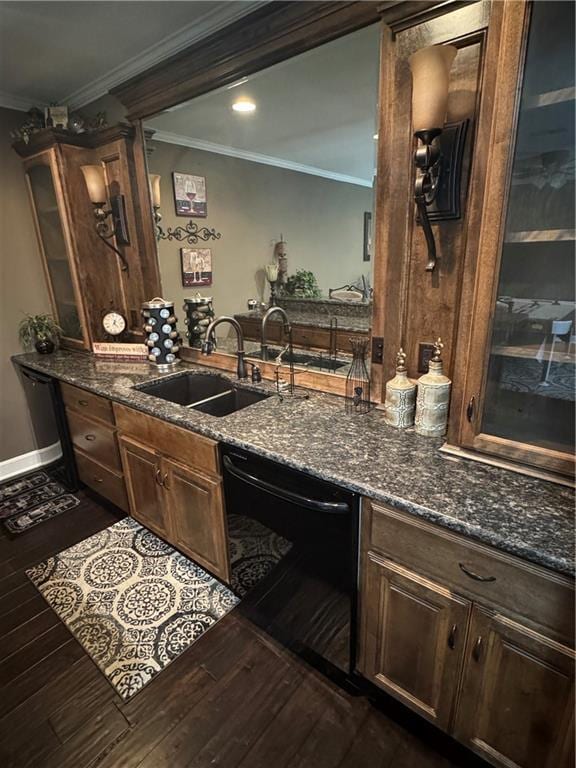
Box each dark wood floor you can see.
[0,490,482,768]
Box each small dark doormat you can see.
[0,469,80,533]
[27,517,239,700]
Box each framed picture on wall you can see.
[181,248,213,287]
[173,172,207,217]
[363,211,372,262]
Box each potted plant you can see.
[18,313,62,354]
[283,269,322,299]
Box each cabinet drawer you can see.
[365,500,574,644]
[75,449,128,512]
[113,403,220,477]
[67,409,121,473]
[291,325,331,350]
[61,382,114,425]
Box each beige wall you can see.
[149,141,373,332]
[0,107,52,463]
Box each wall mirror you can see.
[144,23,380,379]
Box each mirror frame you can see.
[113,0,464,399]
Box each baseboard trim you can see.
[0,442,63,482]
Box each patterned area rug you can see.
[27,517,239,700]
[0,470,80,533]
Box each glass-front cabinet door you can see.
[25,152,87,347]
[455,0,575,479]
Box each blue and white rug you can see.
[26,517,239,700]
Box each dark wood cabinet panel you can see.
[163,458,230,582]
[360,551,470,730]
[67,410,121,473]
[454,607,575,768]
[118,435,167,539]
[74,449,128,513]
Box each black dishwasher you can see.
[15,364,78,490]
[221,445,359,683]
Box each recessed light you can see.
[232,99,256,114]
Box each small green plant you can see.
[18,313,62,351]
[283,269,322,299]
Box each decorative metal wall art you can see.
[156,220,222,245]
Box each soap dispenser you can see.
[414,338,451,437]
[384,348,416,428]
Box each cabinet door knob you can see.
[448,624,457,650]
[85,434,96,442]
[466,396,476,422]
[458,562,496,582]
[473,636,483,662]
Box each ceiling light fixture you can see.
[232,98,256,114]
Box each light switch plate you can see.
[418,342,435,373]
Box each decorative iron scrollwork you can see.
[156,219,222,245]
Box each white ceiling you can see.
[0,1,263,111]
[147,23,381,185]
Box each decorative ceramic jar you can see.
[414,338,451,437]
[384,348,416,428]
[142,297,181,370]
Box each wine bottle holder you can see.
[184,295,215,348]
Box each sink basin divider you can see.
[184,389,234,409]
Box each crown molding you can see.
[64,1,266,110]
[151,130,373,188]
[0,90,48,113]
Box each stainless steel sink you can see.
[136,373,270,416]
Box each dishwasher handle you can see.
[223,455,350,515]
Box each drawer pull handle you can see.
[473,636,483,662]
[85,434,97,442]
[154,467,163,487]
[448,624,457,650]
[94,477,103,484]
[458,562,496,582]
[78,399,89,406]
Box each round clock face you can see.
[102,311,127,336]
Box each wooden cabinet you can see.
[115,404,229,581]
[359,499,575,768]
[446,0,575,479]
[119,435,167,538]
[454,607,574,768]
[14,125,161,348]
[362,552,469,730]
[162,458,229,580]
[63,383,128,512]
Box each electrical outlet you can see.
[418,342,435,373]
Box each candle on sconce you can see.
[265,263,279,283]
[149,174,162,208]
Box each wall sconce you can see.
[80,165,130,271]
[148,174,165,239]
[149,173,222,246]
[409,44,468,272]
[265,263,279,306]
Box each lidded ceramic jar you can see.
[414,338,451,437]
[384,348,416,428]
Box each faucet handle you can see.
[248,362,262,383]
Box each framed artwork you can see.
[363,211,372,262]
[173,172,207,217]
[181,248,213,287]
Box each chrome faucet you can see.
[202,316,247,380]
[261,306,291,361]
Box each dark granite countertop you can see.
[13,351,575,577]
[234,311,371,334]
